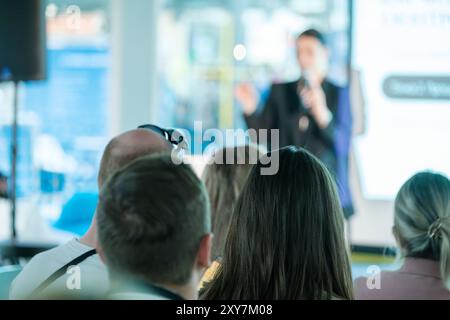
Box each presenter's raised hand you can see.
[235,82,259,116]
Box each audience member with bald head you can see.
[81,129,173,248]
[10,128,173,300]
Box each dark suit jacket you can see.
[244,79,354,218]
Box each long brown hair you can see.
[201,146,353,300]
[202,145,264,260]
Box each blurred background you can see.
[0,0,449,278]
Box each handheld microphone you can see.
[299,70,313,106]
[303,70,312,89]
[298,70,313,131]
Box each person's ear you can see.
[319,47,330,68]
[196,233,213,270]
[324,47,330,59]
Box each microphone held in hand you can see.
[303,70,312,89]
[299,70,313,110]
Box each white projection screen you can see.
[352,0,450,200]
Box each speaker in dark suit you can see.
[236,29,354,219]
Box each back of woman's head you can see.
[394,171,450,288]
[202,144,265,260]
[201,146,353,300]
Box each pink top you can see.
[354,258,450,300]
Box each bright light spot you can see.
[233,44,247,61]
[46,3,58,18]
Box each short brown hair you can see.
[97,154,211,285]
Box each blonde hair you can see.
[202,144,265,260]
[394,171,450,289]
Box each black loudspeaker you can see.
[0,0,46,81]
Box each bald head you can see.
[98,129,172,187]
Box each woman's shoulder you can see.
[353,269,398,299]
